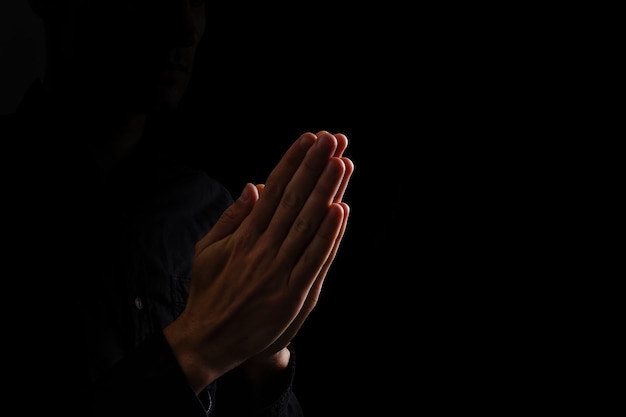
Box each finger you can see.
[276,157,346,269]
[272,203,350,346]
[332,134,350,202]
[325,133,352,202]
[316,131,348,158]
[252,202,350,355]
[334,157,355,203]
[295,202,349,311]
[333,133,348,158]
[284,203,350,342]
[195,182,259,251]
[261,133,339,246]
[311,202,351,291]
[246,132,318,234]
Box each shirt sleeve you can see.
[87,332,304,417]
[88,330,209,416]
[210,343,305,417]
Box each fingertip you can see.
[314,132,347,156]
[299,132,317,149]
[239,182,257,203]
[335,133,348,148]
[329,201,348,218]
[333,201,350,216]
[341,157,354,175]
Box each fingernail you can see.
[301,134,316,149]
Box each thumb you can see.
[195,183,258,251]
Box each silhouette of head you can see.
[30,0,206,113]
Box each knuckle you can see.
[280,190,302,210]
[292,216,313,236]
[219,205,239,223]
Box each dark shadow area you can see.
[1,2,416,416]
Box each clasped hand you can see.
[164,131,354,393]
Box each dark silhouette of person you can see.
[0,1,354,415]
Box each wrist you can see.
[163,318,224,394]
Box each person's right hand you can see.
[163,131,354,393]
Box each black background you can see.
[0,1,491,417]
[3,2,595,414]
